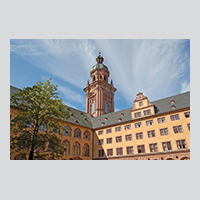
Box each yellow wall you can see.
[93,108,190,158]
[10,107,93,160]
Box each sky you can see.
[10,39,190,112]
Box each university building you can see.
[10,54,190,160]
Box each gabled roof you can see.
[10,85,190,130]
[92,91,190,129]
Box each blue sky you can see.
[10,39,190,112]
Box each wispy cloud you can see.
[57,85,84,103]
[10,39,190,108]
[180,81,190,93]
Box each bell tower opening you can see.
[83,53,117,117]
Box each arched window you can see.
[83,130,90,141]
[91,102,95,114]
[74,128,81,139]
[104,76,106,81]
[82,143,90,157]
[105,102,109,114]
[62,140,70,155]
[93,76,95,82]
[72,142,80,156]
[63,125,71,136]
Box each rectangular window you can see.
[98,139,104,145]
[170,114,180,121]
[187,124,190,131]
[98,150,104,157]
[149,143,158,152]
[135,122,142,128]
[157,117,166,124]
[134,112,141,118]
[106,138,112,144]
[107,149,113,156]
[173,125,183,134]
[125,134,132,141]
[184,112,190,118]
[115,126,121,132]
[144,109,151,116]
[176,140,187,149]
[106,128,112,134]
[162,142,172,151]
[137,145,145,153]
[160,128,169,136]
[116,147,123,155]
[98,130,103,135]
[147,130,156,138]
[139,101,143,106]
[126,146,134,155]
[124,124,131,130]
[116,136,122,143]
[136,132,143,140]
[146,120,154,126]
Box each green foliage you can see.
[10,78,71,160]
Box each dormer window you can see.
[104,117,108,121]
[118,118,122,122]
[101,122,105,126]
[120,113,124,117]
[171,105,175,109]
[171,100,175,104]
[139,101,143,107]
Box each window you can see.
[62,140,70,155]
[107,138,112,144]
[98,139,104,145]
[98,149,104,157]
[104,117,108,121]
[101,122,105,126]
[147,130,156,138]
[105,102,109,114]
[173,125,183,134]
[137,145,145,153]
[83,131,90,141]
[121,113,124,117]
[135,122,142,128]
[134,112,141,118]
[72,142,80,156]
[171,105,175,109]
[116,136,122,143]
[139,101,143,106]
[118,118,122,122]
[136,132,143,140]
[82,143,90,157]
[63,125,71,136]
[146,120,154,126]
[91,102,95,114]
[51,127,60,134]
[116,147,123,155]
[149,143,158,152]
[176,140,187,149]
[39,122,47,131]
[184,112,190,118]
[171,100,175,104]
[107,149,113,156]
[106,128,112,134]
[157,117,166,124]
[144,109,151,116]
[124,124,131,130]
[93,76,95,82]
[160,128,169,136]
[170,114,180,121]
[187,124,190,131]
[162,141,172,151]
[126,146,134,155]
[125,134,132,141]
[104,76,106,81]
[98,130,103,135]
[115,126,121,132]
[74,128,81,139]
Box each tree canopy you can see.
[10,78,71,160]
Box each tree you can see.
[10,78,71,160]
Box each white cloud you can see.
[57,85,84,103]
[180,81,190,93]
[10,39,190,107]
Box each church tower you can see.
[84,52,117,117]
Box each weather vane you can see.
[99,49,101,55]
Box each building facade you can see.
[10,54,190,160]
